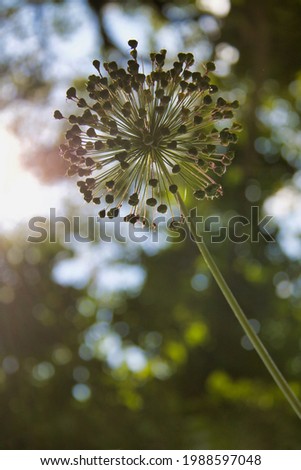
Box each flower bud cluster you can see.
[55,40,240,226]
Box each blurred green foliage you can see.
[1,0,301,450]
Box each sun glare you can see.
[0,126,62,230]
[0,127,20,188]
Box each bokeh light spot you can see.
[2,356,19,374]
[72,383,91,402]
[32,362,55,382]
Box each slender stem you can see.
[176,192,301,419]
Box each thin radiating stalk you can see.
[176,192,301,419]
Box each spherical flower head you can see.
[55,40,241,226]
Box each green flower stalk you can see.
[55,40,301,419]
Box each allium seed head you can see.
[56,40,240,224]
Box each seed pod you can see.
[57,42,239,224]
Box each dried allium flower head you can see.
[55,40,240,226]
